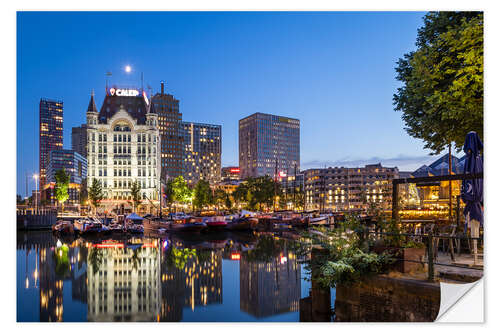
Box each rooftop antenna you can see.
[105,71,112,93]
[141,72,144,92]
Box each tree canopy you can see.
[193,179,213,210]
[88,178,105,211]
[168,176,193,206]
[130,180,142,212]
[55,168,70,211]
[234,176,279,211]
[393,11,483,154]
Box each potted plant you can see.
[370,219,426,273]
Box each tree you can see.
[16,194,23,205]
[234,176,278,211]
[88,178,105,213]
[55,168,70,213]
[394,12,483,154]
[130,180,142,212]
[164,179,175,211]
[193,180,213,210]
[79,178,88,206]
[170,176,193,209]
[394,11,483,221]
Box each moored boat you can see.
[170,219,207,233]
[225,217,258,231]
[143,217,172,231]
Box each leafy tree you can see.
[55,168,70,213]
[233,176,279,211]
[170,176,193,209]
[88,178,105,213]
[16,194,23,204]
[213,188,228,210]
[164,179,175,211]
[79,178,88,205]
[193,179,213,210]
[130,179,142,212]
[394,12,483,155]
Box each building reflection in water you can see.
[159,241,223,321]
[239,236,301,318]
[86,240,161,322]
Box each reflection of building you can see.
[72,124,88,158]
[304,163,398,211]
[181,122,221,185]
[159,247,223,321]
[39,98,64,187]
[42,149,88,205]
[239,112,300,179]
[39,246,64,321]
[152,81,183,181]
[240,251,300,318]
[86,244,161,322]
[86,88,160,212]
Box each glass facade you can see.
[39,98,63,187]
[181,122,221,185]
[151,82,183,181]
[239,113,300,179]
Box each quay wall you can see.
[17,209,57,230]
[335,275,440,322]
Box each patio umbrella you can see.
[460,131,483,230]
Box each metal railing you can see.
[362,229,483,282]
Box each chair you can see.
[433,224,456,261]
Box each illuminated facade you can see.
[181,122,221,185]
[239,112,300,179]
[39,98,63,187]
[86,88,160,212]
[304,163,399,211]
[239,250,301,318]
[151,81,183,181]
[221,166,240,181]
[86,243,161,322]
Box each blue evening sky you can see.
[17,11,439,196]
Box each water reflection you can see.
[17,231,309,322]
[239,236,301,318]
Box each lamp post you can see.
[33,173,39,211]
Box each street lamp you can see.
[33,173,39,211]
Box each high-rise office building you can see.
[46,149,87,184]
[181,121,221,185]
[239,112,300,180]
[39,98,63,187]
[71,124,88,158]
[151,81,183,182]
[86,88,160,212]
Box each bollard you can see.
[427,233,434,282]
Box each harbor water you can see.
[17,230,335,322]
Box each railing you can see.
[362,229,483,282]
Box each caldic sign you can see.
[109,88,139,97]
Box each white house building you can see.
[86,88,160,213]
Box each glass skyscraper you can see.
[39,98,63,187]
[151,81,183,182]
[239,112,300,179]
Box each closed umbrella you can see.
[460,131,483,264]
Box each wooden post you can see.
[427,233,434,282]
